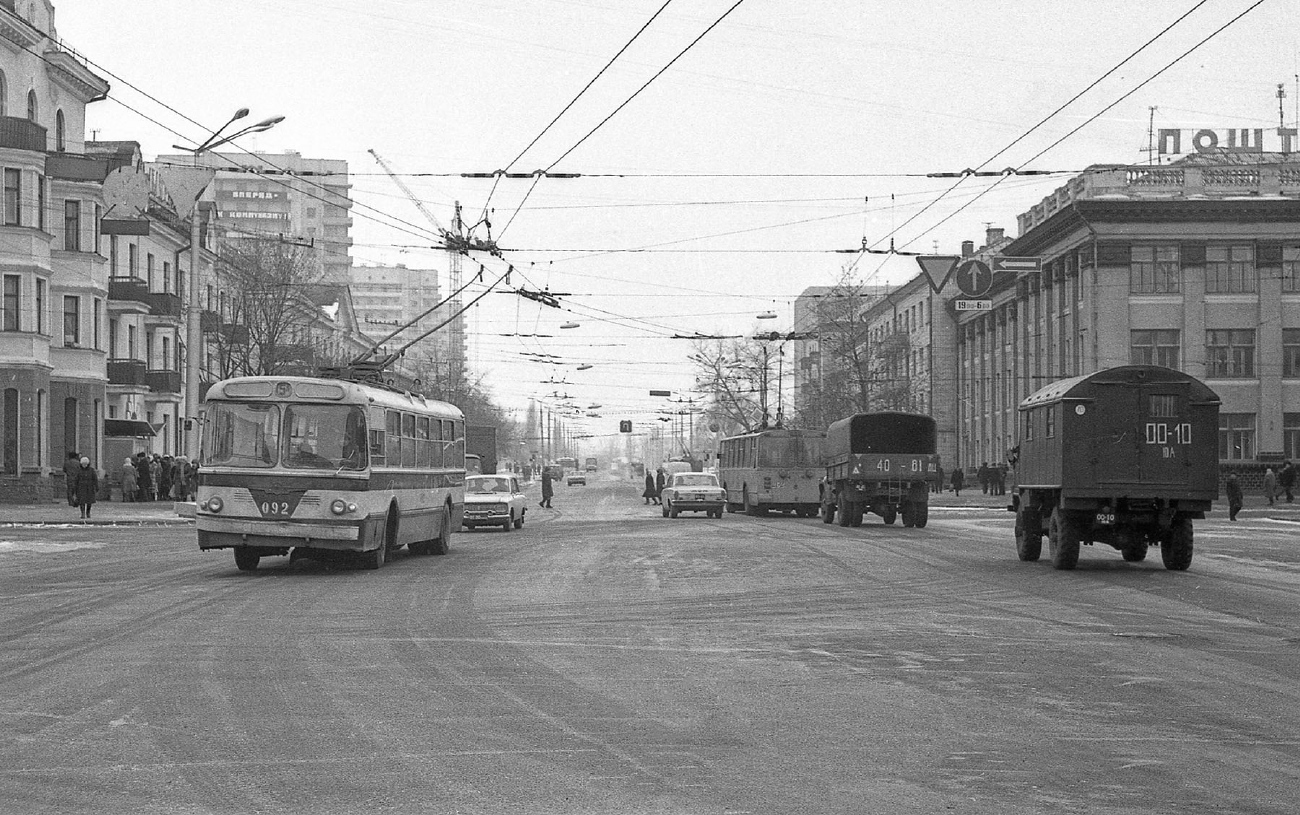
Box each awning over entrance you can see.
[104,419,157,438]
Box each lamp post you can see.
[176,110,283,460]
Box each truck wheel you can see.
[1049,507,1080,570]
[1015,507,1042,561]
[883,505,897,525]
[901,503,915,528]
[821,500,836,524]
[913,502,929,528]
[1161,518,1194,570]
[836,494,852,527]
[849,503,864,527]
[1119,530,1148,562]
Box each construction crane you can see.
[368,149,491,392]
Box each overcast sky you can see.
[56,0,1298,441]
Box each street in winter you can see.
[3,479,1298,814]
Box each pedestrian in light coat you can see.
[1263,467,1277,506]
[73,457,98,519]
[121,458,137,503]
[1225,473,1244,521]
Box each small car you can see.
[567,472,587,486]
[463,474,527,532]
[660,472,726,518]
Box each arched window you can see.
[26,90,37,122]
[55,110,65,152]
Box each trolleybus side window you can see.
[1023,410,1033,441]
[368,407,385,465]
[284,404,368,470]
[450,420,466,464]
[386,410,401,464]
[402,413,416,468]
[1046,405,1056,438]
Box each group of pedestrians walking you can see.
[62,450,199,519]
[642,469,666,505]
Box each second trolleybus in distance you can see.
[196,375,466,571]
[717,428,826,516]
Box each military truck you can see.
[820,412,941,528]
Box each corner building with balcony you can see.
[0,0,111,499]
[954,153,1300,480]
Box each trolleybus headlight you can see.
[330,499,357,515]
[204,496,223,513]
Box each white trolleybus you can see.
[196,375,465,571]
[718,427,826,517]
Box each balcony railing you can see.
[0,116,46,152]
[146,369,182,394]
[107,359,147,387]
[108,276,149,305]
[144,291,182,318]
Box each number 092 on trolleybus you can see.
[196,376,466,571]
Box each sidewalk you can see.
[1,500,195,527]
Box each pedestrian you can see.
[121,457,137,503]
[1263,467,1277,506]
[935,465,944,494]
[63,451,80,506]
[539,466,554,508]
[951,467,964,496]
[158,455,173,503]
[72,456,98,519]
[977,462,990,494]
[1280,461,1296,504]
[185,458,199,502]
[996,463,1007,496]
[135,452,153,501]
[1225,472,1244,521]
[149,455,162,502]
[655,468,666,505]
[642,471,656,504]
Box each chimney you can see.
[986,226,1005,246]
[961,240,975,258]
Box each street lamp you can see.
[179,109,284,460]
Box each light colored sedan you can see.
[660,472,727,519]
[463,474,526,532]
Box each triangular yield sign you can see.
[915,255,960,293]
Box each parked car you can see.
[463,474,527,532]
[660,472,727,518]
[567,471,587,486]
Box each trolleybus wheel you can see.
[1015,507,1042,561]
[1161,518,1194,571]
[1049,507,1080,570]
[744,488,762,517]
[430,504,452,555]
[234,548,260,572]
[362,511,396,570]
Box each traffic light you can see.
[619,420,632,433]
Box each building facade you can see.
[0,0,111,499]
[954,154,1300,477]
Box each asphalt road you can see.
[2,475,1298,814]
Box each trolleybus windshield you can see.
[207,401,368,471]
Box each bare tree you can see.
[689,338,772,435]
[210,240,327,378]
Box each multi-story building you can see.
[155,150,354,285]
[954,153,1300,478]
[0,0,111,499]
[349,262,445,361]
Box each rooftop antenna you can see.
[1145,106,1158,165]
[1279,83,1288,130]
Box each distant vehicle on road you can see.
[820,413,940,528]
[1010,365,1220,571]
[719,428,824,517]
[567,471,587,486]
[556,456,578,476]
[462,474,527,532]
[660,472,727,518]
[585,456,598,472]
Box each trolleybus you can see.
[196,375,465,571]
[718,428,826,516]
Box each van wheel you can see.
[1049,507,1080,570]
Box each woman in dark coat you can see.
[950,468,965,496]
[539,467,554,508]
[655,469,666,505]
[73,456,98,519]
[642,471,656,504]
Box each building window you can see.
[1130,329,1180,368]
[127,324,137,359]
[94,203,101,253]
[147,253,155,289]
[1206,329,1255,378]
[63,200,80,251]
[55,109,65,152]
[63,295,80,346]
[93,298,102,349]
[3,168,19,226]
[110,235,118,274]
[1286,413,1300,460]
[2,274,18,331]
[1205,245,1255,293]
[36,174,44,231]
[1285,247,1300,293]
[64,397,77,455]
[163,261,171,293]
[1218,413,1255,460]
[26,89,36,122]
[1045,405,1056,438]
[35,389,44,468]
[35,278,44,334]
[3,388,17,475]
[0,71,6,116]
[128,242,137,276]
[1130,245,1180,293]
[1284,329,1300,379]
